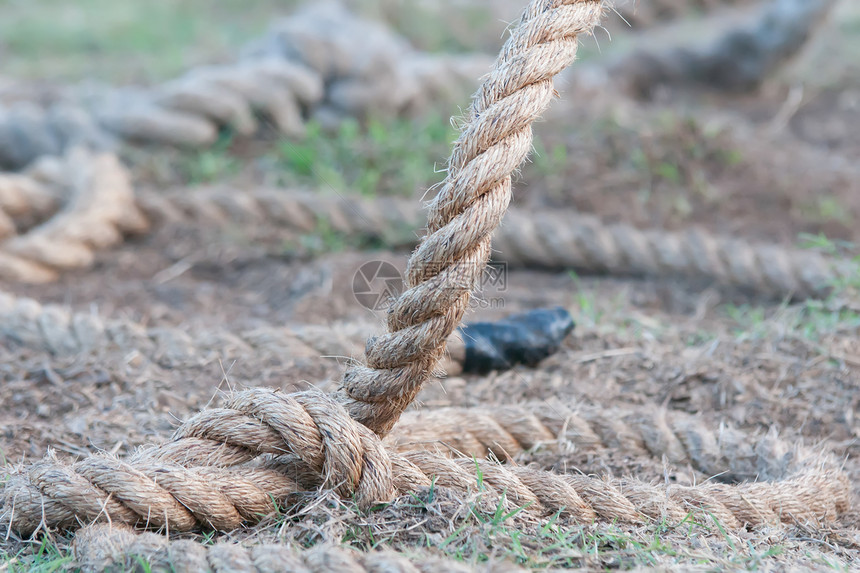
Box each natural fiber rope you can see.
[139,187,847,298]
[616,0,837,96]
[1,0,852,548]
[2,388,851,535]
[387,402,798,482]
[0,4,489,167]
[73,524,520,573]
[0,173,59,239]
[330,0,606,436]
[0,0,609,535]
[0,149,148,283]
[96,59,322,146]
[135,187,424,240]
[0,56,322,157]
[0,284,806,481]
[0,289,465,372]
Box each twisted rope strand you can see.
[335,0,605,436]
[385,402,798,482]
[73,524,505,573]
[2,387,850,535]
[0,149,148,283]
[138,188,847,299]
[0,290,467,374]
[5,450,300,535]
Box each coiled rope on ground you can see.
[0,149,148,283]
[0,289,466,373]
[73,524,523,573]
[1,0,613,534]
[0,3,489,168]
[2,387,850,536]
[139,187,848,298]
[0,168,848,298]
[0,1,853,566]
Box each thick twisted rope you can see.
[1,1,612,535]
[136,188,424,241]
[140,187,848,298]
[0,59,318,162]
[96,59,321,146]
[495,209,847,297]
[0,290,466,373]
[0,149,148,283]
[2,388,850,535]
[387,402,798,482]
[0,5,489,168]
[73,524,514,573]
[616,0,837,96]
[0,173,59,239]
[331,0,606,436]
[3,0,852,550]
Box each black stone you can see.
[459,306,575,375]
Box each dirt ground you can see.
[1,1,860,571]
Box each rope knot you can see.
[174,388,397,506]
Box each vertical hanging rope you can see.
[335,0,606,436]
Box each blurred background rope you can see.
[140,187,848,299]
